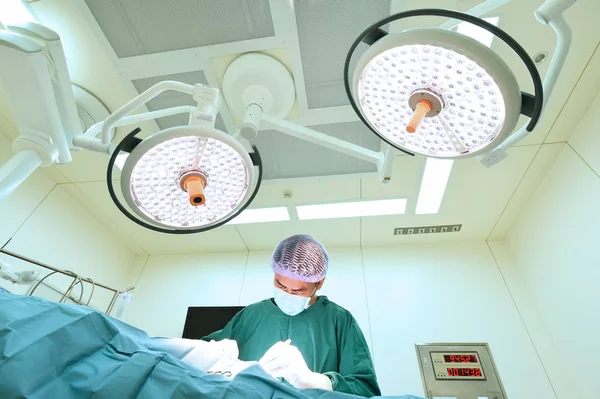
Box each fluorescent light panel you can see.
[0,0,37,26]
[297,199,407,220]
[416,158,454,215]
[456,17,500,48]
[227,207,290,225]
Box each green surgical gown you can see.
[202,296,381,397]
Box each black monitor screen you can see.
[182,306,245,339]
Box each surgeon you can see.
[202,234,381,397]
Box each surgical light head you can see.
[104,83,264,234]
[270,234,329,283]
[343,4,577,166]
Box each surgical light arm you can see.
[479,0,577,167]
[0,22,82,201]
[72,81,393,183]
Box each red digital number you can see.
[449,355,455,362]
[472,355,477,362]
[475,368,482,377]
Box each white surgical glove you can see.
[179,339,239,371]
[259,340,332,391]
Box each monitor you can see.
[181,306,245,339]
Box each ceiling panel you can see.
[255,121,380,179]
[548,44,600,144]
[73,181,248,255]
[251,176,361,207]
[567,90,600,176]
[0,82,18,131]
[85,0,275,58]
[295,0,391,108]
[235,176,363,250]
[236,218,361,252]
[360,145,540,246]
[488,143,565,240]
[361,154,423,202]
[132,71,227,132]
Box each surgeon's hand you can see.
[259,340,332,391]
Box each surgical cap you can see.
[270,234,329,283]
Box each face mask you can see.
[273,285,317,316]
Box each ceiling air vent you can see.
[394,224,462,235]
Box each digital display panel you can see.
[443,354,478,363]
[447,367,483,377]
[430,352,486,380]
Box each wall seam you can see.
[360,247,376,365]
[237,251,250,306]
[235,225,249,252]
[485,144,544,241]
[485,241,559,399]
[134,255,150,287]
[567,143,600,179]
[5,184,58,249]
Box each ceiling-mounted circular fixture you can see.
[107,126,263,234]
[72,84,110,132]
[344,9,543,159]
[222,52,296,119]
[222,52,296,140]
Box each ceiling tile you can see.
[488,143,565,240]
[55,147,111,183]
[295,0,391,108]
[86,0,275,57]
[41,166,71,184]
[545,43,600,144]
[361,154,423,200]
[255,121,380,179]
[360,145,540,246]
[0,80,18,133]
[235,176,362,250]
[566,90,600,176]
[249,176,361,207]
[236,218,361,252]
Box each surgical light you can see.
[103,83,264,234]
[344,4,574,165]
[116,127,256,230]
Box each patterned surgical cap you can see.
[270,234,328,283]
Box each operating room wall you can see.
[488,92,600,399]
[0,119,140,310]
[126,242,555,398]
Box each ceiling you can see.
[1,0,599,255]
